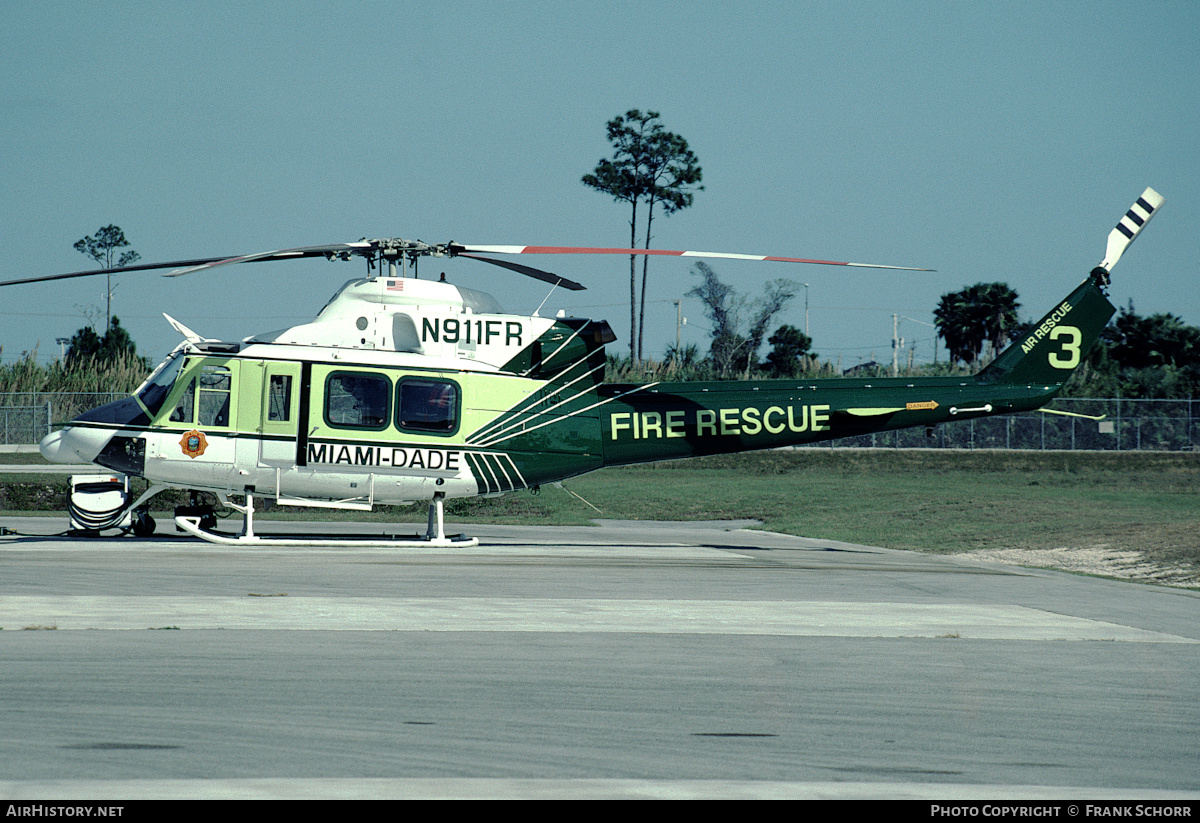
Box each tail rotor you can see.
[1098,187,1165,276]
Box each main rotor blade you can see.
[2,236,930,290]
[457,253,586,291]
[0,243,373,287]
[163,242,374,276]
[0,256,232,287]
[451,244,934,272]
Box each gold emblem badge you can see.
[180,429,208,458]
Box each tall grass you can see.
[0,351,151,397]
[603,353,970,383]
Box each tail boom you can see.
[599,376,1061,467]
[592,186,1159,469]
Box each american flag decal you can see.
[386,279,404,291]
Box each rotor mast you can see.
[362,239,456,281]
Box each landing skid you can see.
[173,491,479,548]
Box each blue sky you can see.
[3,1,1197,370]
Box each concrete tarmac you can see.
[0,516,1197,800]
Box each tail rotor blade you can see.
[1099,187,1164,273]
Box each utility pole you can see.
[105,280,119,333]
[802,283,810,336]
[891,314,903,377]
[674,300,683,353]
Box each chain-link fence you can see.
[2,393,1197,451]
[1,404,53,446]
[827,397,1198,451]
[0,393,124,445]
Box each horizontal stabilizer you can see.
[844,407,904,417]
[1099,187,1164,272]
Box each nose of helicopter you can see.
[40,395,153,473]
[39,425,112,465]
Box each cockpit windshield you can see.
[135,348,187,416]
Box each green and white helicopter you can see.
[11,188,1163,546]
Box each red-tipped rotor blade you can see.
[452,244,933,271]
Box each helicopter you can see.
[6,188,1163,547]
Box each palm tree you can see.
[934,282,1020,366]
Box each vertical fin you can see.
[977,274,1115,385]
[980,187,1164,386]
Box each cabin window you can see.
[325,372,390,430]
[267,374,292,422]
[396,378,459,433]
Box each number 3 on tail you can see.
[1048,325,1082,369]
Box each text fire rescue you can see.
[610,404,832,440]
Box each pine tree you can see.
[583,111,702,360]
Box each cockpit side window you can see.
[165,362,233,427]
[169,377,196,423]
[197,365,232,427]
